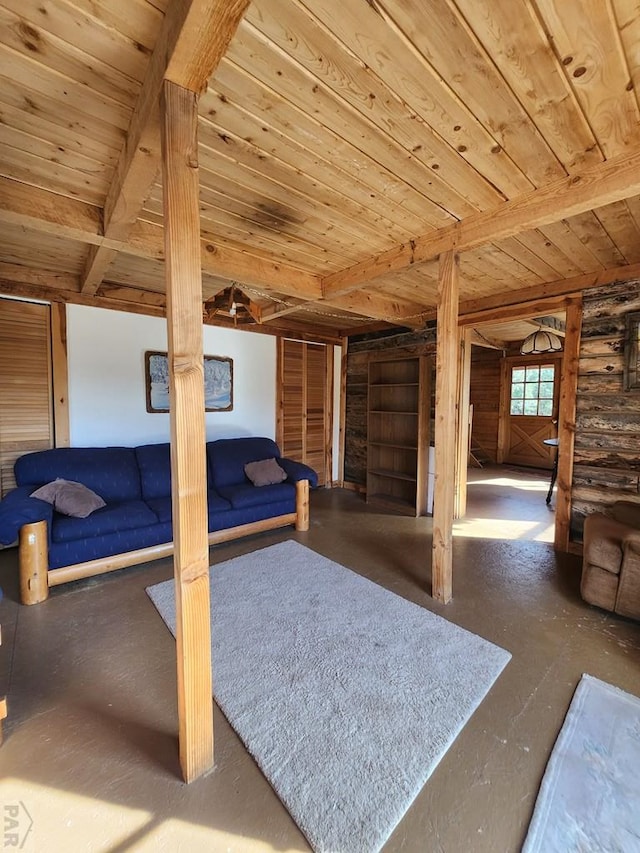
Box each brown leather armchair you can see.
[582,501,640,620]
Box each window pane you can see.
[524,382,539,399]
[524,399,538,415]
[511,382,524,400]
[526,367,540,382]
[538,399,553,416]
[512,368,525,383]
[540,366,555,381]
[539,382,554,398]
[511,400,524,415]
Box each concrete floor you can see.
[1,473,638,853]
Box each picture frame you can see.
[145,351,233,412]
[623,311,640,392]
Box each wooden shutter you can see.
[278,339,332,486]
[0,300,54,497]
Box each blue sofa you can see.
[0,437,317,604]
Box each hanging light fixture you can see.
[520,325,563,355]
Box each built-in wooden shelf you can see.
[368,468,418,482]
[366,354,431,517]
[369,411,419,417]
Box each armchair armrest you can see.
[0,486,53,546]
[611,501,640,529]
[278,457,318,489]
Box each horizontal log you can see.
[575,412,640,432]
[577,373,624,394]
[571,484,640,506]
[572,464,640,487]
[578,354,624,376]
[579,336,624,357]
[576,394,640,414]
[574,432,640,451]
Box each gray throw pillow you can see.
[31,478,106,518]
[244,458,287,487]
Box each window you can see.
[510,364,555,416]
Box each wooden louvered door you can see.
[0,299,55,497]
[277,339,332,486]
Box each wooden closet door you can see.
[278,339,332,486]
[0,299,54,497]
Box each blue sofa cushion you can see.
[52,500,159,544]
[136,443,171,500]
[15,448,142,503]
[217,482,295,510]
[48,522,173,570]
[147,491,232,525]
[207,437,281,488]
[0,486,53,546]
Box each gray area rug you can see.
[523,674,640,853]
[146,540,511,852]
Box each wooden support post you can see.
[432,252,460,603]
[554,297,582,552]
[161,79,213,783]
[19,521,49,605]
[337,338,348,487]
[295,480,310,531]
[324,344,334,488]
[51,303,70,447]
[454,327,471,519]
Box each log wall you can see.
[469,347,502,464]
[345,327,436,485]
[571,278,640,539]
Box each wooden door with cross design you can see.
[499,356,562,469]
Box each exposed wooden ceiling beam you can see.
[457,261,640,321]
[0,177,322,300]
[81,0,250,295]
[0,273,342,342]
[322,147,640,297]
[469,329,504,349]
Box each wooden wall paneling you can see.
[161,79,213,784]
[432,252,459,604]
[0,299,54,498]
[455,327,472,519]
[469,347,502,463]
[50,302,70,447]
[496,359,511,464]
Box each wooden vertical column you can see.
[554,297,582,552]
[161,79,213,783]
[337,338,348,488]
[51,302,70,447]
[432,252,460,603]
[454,327,471,519]
[324,344,334,487]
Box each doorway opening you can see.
[461,312,565,544]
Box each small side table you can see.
[543,438,559,505]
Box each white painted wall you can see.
[67,305,276,447]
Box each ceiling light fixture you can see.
[520,327,563,355]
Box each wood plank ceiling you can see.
[2,0,640,340]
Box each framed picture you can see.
[623,311,640,392]
[145,351,233,412]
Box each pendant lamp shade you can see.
[520,328,563,355]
